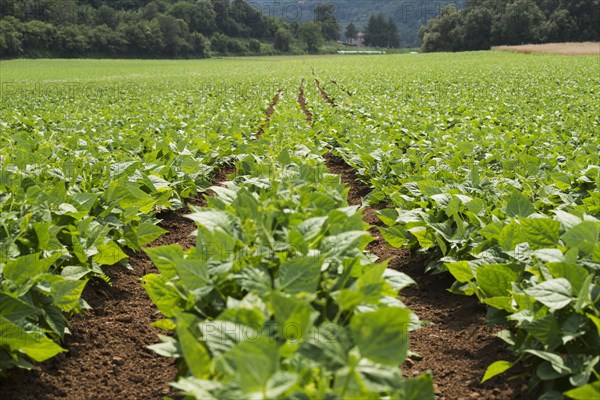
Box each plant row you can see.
[143,90,434,399]
[307,59,600,399]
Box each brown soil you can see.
[493,42,599,56]
[297,80,313,124]
[256,90,282,136]
[0,172,234,400]
[323,153,530,400]
[0,209,199,400]
[331,80,353,97]
[315,79,336,107]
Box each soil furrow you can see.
[256,90,282,137]
[315,79,335,107]
[0,215,196,400]
[0,162,242,400]
[323,153,528,400]
[331,80,353,97]
[297,80,313,124]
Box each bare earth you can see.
[493,42,600,55]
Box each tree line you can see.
[420,0,600,52]
[0,0,348,58]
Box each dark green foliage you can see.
[299,22,323,53]
[345,22,357,41]
[420,0,600,52]
[314,3,340,41]
[365,13,401,48]
[273,27,291,52]
[0,0,282,58]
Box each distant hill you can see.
[252,0,466,47]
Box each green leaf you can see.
[350,308,411,365]
[408,226,433,248]
[333,289,365,311]
[377,208,399,227]
[320,231,372,256]
[382,268,415,292]
[279,256,322,294]
[174,258,211,294]
[186,209,236,233]
[525,278,572,311]
[147,334,180,357]
[476,264,521,298]
[547,262,589,294]
[446,261,474,283]
[294,216,327,241]
[265,371,298,398]
[271,292,314,341]
[176,313,211,378]
[561,221,600,256]
[482,296,514,312]
[3,252,61,285]
[499,222,521,251]
[506,191,534,218]
[520,218,560,249]
[396,372,435,400]
[380,225,406,248]
[0,317,65,362]
[145,245,184,278]
[564,381,600,400]
[60,266,91,281]
[0,294,38,321]
[525,349,571,374]
[481,360,514,383]
[523,314,561,348]
[136,223,167,247]
[94,241,127,266]
[141,274,182,318]
[51,279,87,312]
[226,337,279,395]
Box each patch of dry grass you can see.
[492,42,599,56]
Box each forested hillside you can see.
[420,0,600,52]
[253,0,465,48]
[0,0,282,58]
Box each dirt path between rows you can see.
[297,80,313,124]
[0,210,197,400]
[323,143,529,400]
[315,79,335,107]
[0,90,280,399]
[256,90,282,137]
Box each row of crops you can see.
[0,54,599,399]
[0,62,277,371]
[306,55,600,399]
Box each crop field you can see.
[0,52,599,400]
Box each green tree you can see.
[56,25,90,56]
[0,17,23,57]
[386,17,401,48]
[462,7,492,50]
[90,24,126,55]
[345,22,357,41]
[247,38,261,53]
[314,3,339,41]
[500,0,546,44]
[365,14,386,47]
[157,14,191,56]
[542,8,578,42]
[20,20,57,54]
[419,5,462,52]
[299,22,323,53]
[118,19,164,55]
[169,0,216,35]
[274,27,291,52]
[190,32,210,57]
